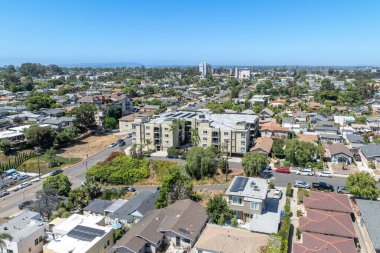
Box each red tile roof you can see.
[261,122,290,132]
[293,232,356,253]
[299,209,356,238]
[304,191,352,213]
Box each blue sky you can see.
[0,0,379,66]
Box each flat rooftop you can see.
[226,176,268,200]
[0,211,44,242]
[149,111,259,130]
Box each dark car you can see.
[354,154,361,162]
[275,167,291,174]
[337,186,350,194]
[124,186,136,192]
[9,180,17,186]
[167,154,179,159]
[312,182,334,191]
[50,170,63,176]
[179,155,186,160]
[118,140,126,147]
[18,200,33,210]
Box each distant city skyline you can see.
[1,0,380,66]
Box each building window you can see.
[231,196,242,205]
[203,144,207,148]
[107,240,110,246]
[164,128,169,131]
[146,126,150,130]
[203,130,208,134]
[203,137,207,141]
[146,133,150,136]
[224,132,229,136]
[34,238,38,245]
[183,238,191,244]
[241,133,246,138]
[250,202,260,210]
[39,236,42,243]
[241,141,246,145]
[240,147,246,153]
[165,134,169,137]
[7,250,14,253]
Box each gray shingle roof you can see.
[360,144,380,159]
[356,199,380,251]
[83,199,112,214]
[346,134,364,144]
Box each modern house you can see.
[0,211,46,253]
[44,214,114,253]
[225,176,268,222]
[110,199,208,253]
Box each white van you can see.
[296,168,314,176]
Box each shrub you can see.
[86,155,150,185]
[296,227,302,240]
[283,160,291,167]
[231,217,238,227]
[296,210,303,217]
[286,183,292,197]
[297,188,309,203]
[268,181,275,189]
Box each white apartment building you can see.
[0,211,46,253]
[235,68,251,79]
[199,61,211,78]
[129,110,259,154]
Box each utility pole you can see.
[35,147,42,179]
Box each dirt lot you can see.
[331,163,359,175]
[56,133,120,159]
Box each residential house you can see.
[105,191,158,226]
[110,199,208,253]
[250,137,273,156]
[360,144,380,166]
[39,117,75,130]
[260,122,290,139]
[303,191,353,213]
[225,176,268,222]
[345,134,365,150]
[0,211,46,253]
[193,224,269,253]
[319,133,342,143]
[313,121,339,135]
[334,115,355,126]
[259,108,274,119]
[356,199,380,253]
[351,123,371,134]
[325,143,353,164]
[83,199,113,216]
[367,117,380,134]
[296,133,318,145]
[249,95,269,106]
[293,232,356,253]
[140,105,160,113]
[281,117,308,133]
[340,125,355,137]
[43,214,114,253]
[38,108,65,117]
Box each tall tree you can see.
[71,104,97,130]
[184,147,217,180]
[207,194,232,225]
[43,174,72,196]
[25,126,56,150]
[346,172,379,200]
[242,152,268,177]
[0,140,12,156]
[156,170,193,208]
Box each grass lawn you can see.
[18,155,81,174]
[373,138,380,144]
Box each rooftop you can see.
[0,211,44,242]
[148,111,258,130]
[226,176,268,200]
[356,199,380,251]
[293,232,356,253]
[303,191,353,213]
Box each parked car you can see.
[294,180,311,189]
[318,171,332,178]
[8,173,20,180]
[50,170,63,176]
[273,189,282,199]
[118,140,126,147]
[9,180,17,186]
[179,155,186,160]
[127,133,132,138]
[262,165,272,171]
[0,191,9,198]
[108,142,118,148]
[296,168,314,176]
[312,182,334,192]
[275,167,291,174]
[354,154,361,162]
[18,174,29,181]
[18,200,33,210]
[167,154,179,159]
[0,184,9,190]
[337,186,350,194]
[18,181,32,190]
[124,186,136,192]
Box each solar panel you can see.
[188,113,197,118]
[230,177,248,192]
[67,225,106,242]
[180,113,192,118]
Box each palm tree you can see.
[190,129,200,146]
[0,233,13,253]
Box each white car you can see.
[18,182,32,190]
[273,189,283,199]
[296,168,314,176]
[318,171,332,178]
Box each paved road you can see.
[0,137,132,217]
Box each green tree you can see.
[103,117,117,129]
[242,152,268,177]
[26,126,56,150]
[0,233,13,253]
[272,139,285,159]
[55,126,79,146]
[346,172,379,200]
[25,93,56,111]
[0,140,12,156]
[68,188,91,210]
[156,170,193,208]
[71,103,97,130]
[206,194,232,225]
[184,147,217,180]
[43,174,72,196]
[82,178,102,200]
[45,148,56,168]
[284,139,317,166]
